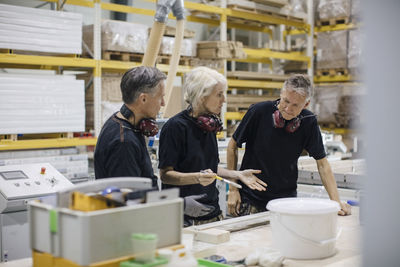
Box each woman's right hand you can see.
[196,169,217,186]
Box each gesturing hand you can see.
[237,169,267,191]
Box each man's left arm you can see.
[316,157,352,216]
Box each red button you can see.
[40,167,46,175]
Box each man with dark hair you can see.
[227,74,352,217]
[94,66,166,186]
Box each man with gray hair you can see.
[227,74,352,216]
[94,66,166,185]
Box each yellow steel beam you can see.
[244,48,310,62]
[187,16,219,26]
[283,29,307,39]
[100,60,141,71]
[226,9,309,30]
[144,0,224,14]
[184,1,224,14]
[100,60,192,73]
[101,2,155,16]
[321,127,354,135]
[314,75,355,83]
[228,22,272,35]
[315,23,360,32]
[228,79,283,89]
[225,112,245,121]
[40,0,94,8]
[187,16,272,35]
[0,53,96,68]
[0,138,97,151]
[233,57,272,64]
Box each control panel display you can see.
[0,171,28,180]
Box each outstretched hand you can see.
[237,169,267,191]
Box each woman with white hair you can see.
[158,67,267,226]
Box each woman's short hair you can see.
[282,74,313,100]
[120,66,166,104]
[183,67,227,108]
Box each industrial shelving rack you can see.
[0,0,312,149]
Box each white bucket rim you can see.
[267,197,340,215]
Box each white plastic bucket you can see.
[267,198,340,259]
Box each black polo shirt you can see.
[158,110,221,220]
[94,113,156,186]
[233,100,326,210]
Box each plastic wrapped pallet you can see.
[348,29,363,70]
[313,83,365,127]
[289,0,307,13]
[82,20,149,54]
[317,0,351,20]
[0,73,85,134]
[316,31,348,70]
[0,4,82,54]
[160,37,197,57]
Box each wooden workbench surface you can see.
[0,208,362,267]
[190,207,362,266]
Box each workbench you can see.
[0,208,361,267]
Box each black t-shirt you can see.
[233,100,326,209]
[94,113,156,186]
[158,110,221,220]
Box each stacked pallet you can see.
[316,0,351,26]
[157,25,197,64]
[197,41,246,59]
[82,20,149,59]
[207,0,306,22]
[314,0,364,78]
[312,83,365,128]
[316,31,348,70]
[0,4,82,54]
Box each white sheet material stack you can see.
[0,4,82,54]
[0,73,85,134]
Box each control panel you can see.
[0,163,73,203]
